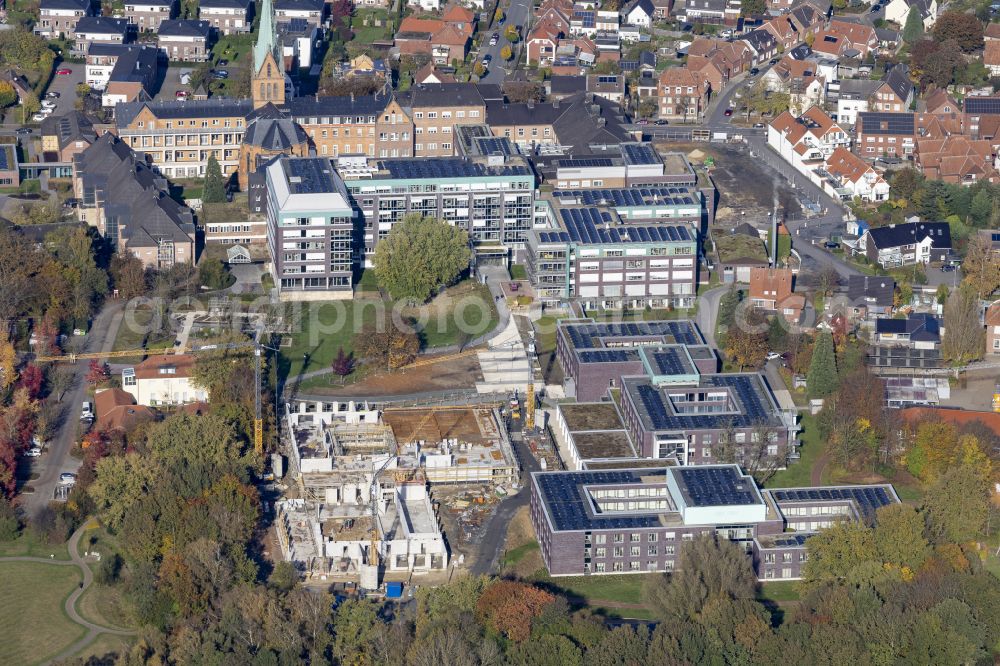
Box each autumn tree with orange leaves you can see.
[475,580,555,641]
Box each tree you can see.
[961,233,1000,298]
[741,0,766,16]
[717,285,741,336]
[872,503,930,571]
[725,325,767,370]
[202,154,227,203]
[353,319,420,370]
[643,533,757,620]
[198,257,233,290]
[923,456,992,543]
[501,44,513,61]
[475,580,555,641]
[0,329,16,392]
[109,253,148,300]
[806,330,838,398]
[902,6,924,43]
[473,62,486,78]
[331,347,354,383]
[503,81,544,103]
[85,359,110,386]
[767,315,788,352]
[932,11,984,53]
[373,215,471,303]
[941,285,985,364]
[890,167,924,203]
[801,519,877,585]
[0,81,16,109]
[504,25,520,43]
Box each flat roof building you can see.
[529,463,899,578]
[265,157,356,300]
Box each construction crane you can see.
[368,455,396,569]
[33,339,274,456]
[525,383,535,430]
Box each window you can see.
[595,534,606,544]
[647,546,657,556]
[613,534,624,543]
[613,562,624,572]
[629,561,640,570]
[613,546,624,557]
[648,533,657,542]
[596,562,606,572]
[630,534,640,543]
[595,547,606,557]
[630,546,640,557]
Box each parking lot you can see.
[41,65,85,119]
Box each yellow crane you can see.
[34,341,270,455]
[525,382,535,430]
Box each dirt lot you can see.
[654,143,803,226]
[498,506,544,578]
[383,407,497,445]
[299,352,483,397]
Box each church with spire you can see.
[251,0,288,109]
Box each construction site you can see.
[274,400,521,585]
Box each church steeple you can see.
[252,0,285,109]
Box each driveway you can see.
[19,302,125,519]
[156,64,191,102]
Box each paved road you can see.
[470,436,541,576]
[694,284,730,350]
[0,522,136,665]
[478,0,533,84]
[20,302,125,519]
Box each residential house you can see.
[36,0,95,39]
[823,147,890,202]
[73,16,134,55]
[749,267,803,324]
[985,22,1000,41]
[835,79,879,125]
[274,0,324,29]
[122,354,208,406]
[587,74,625,104]
[963,96,1000,141]
[122,0,174,32]
[279,18,322,70]
[40,111,98,162]
[395,16,471,64]
[787,2,825,35]
[286,92,413,159]
[527,19,564,66]
[874,313,941,347]
[73,134,195,267]
[986,300,1000,355]
[883,0,936,29]
[860,221,951,267]
[623,0,654,26]
[345,54,390,80]
[658,67,710,122]
[0,71,32,106]
[549,74,588,99]
[680,0,740,25]
[985,41,1000,77]
[651,0,672,17]
[741,28,778,64]
[407,0,441,10]
[811,20,877,59]
[413,62,455,84]
[767,106,850,172]
[485,93,633,151]
[113,98,254,178]
[870,64,914,112]
[870,313,943,369]
[94,388,157,433]
[157,19,214,62]
[762,57,826,116]
[395,83,489,157]
[856,111,955,159]
[915,135,999,185]
[198,0,254,35]
[846,275,895,319]
[87,44,160,107]
[874,28,902,55]
[922,88,959,115]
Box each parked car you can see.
[749,67,759,75]
[490,32,499,45]
[482,54,492,67]
[15,127,32,135]
[824,241,839,249]
[766,352,782,361]
[80,401,94,420]
[59,472,77,484]
[654,119,668,125]
[753,122,765,128]
[25,447,42,458]
[46,91,60,99]
[214,70,229,79]
[870,3,880,11]
[724,108,733,116]
[175,90,189,98]
[217,59,228,66]
[31,113,46,122]
[636,118,649,125]
[769,58,778,65]
[56,68,72,75]
[941,264,956,272]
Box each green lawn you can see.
[533,572,652,606]
[351,8,393,42]
[355,269,381,294]
[509,264,528,280]
[415,283,498,348]
[766,413,822,488]
[212,34,254,64]
[113,306,175,361]
[0,531,71,560]
[758,580,801,603]
[280,300,381,379]
[502,540,539,567]
[0,562,85,666]
[534,315,561,355]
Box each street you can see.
[478,0,533,84]
[19,302,124,518]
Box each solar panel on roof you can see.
[772,487,893,517]
[964,97,1000,114]
[0,148,10,171]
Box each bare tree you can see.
[743,421,786,484]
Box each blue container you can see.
[386,582,403,599]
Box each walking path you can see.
[0,521,136,664]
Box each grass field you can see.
[280,282,498,379]
[68,634,133,663]
[0,562,84,666]
[533,571,652,606]
[758,580,801,603]
[509,264,528,280]
[351,8,393,42]
[766,413,823,488]
[0,532,71,560]
[212,34,254,65]
[113,306,175,362]
[502,541,539,567]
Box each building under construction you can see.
[276,402,517,581]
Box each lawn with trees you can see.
[0,561,85,663]
[373,214,472,303]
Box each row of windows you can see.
[591,560,672,572]
[592,545,675,558]
[588,531,693,544]
[413,110,480,120]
